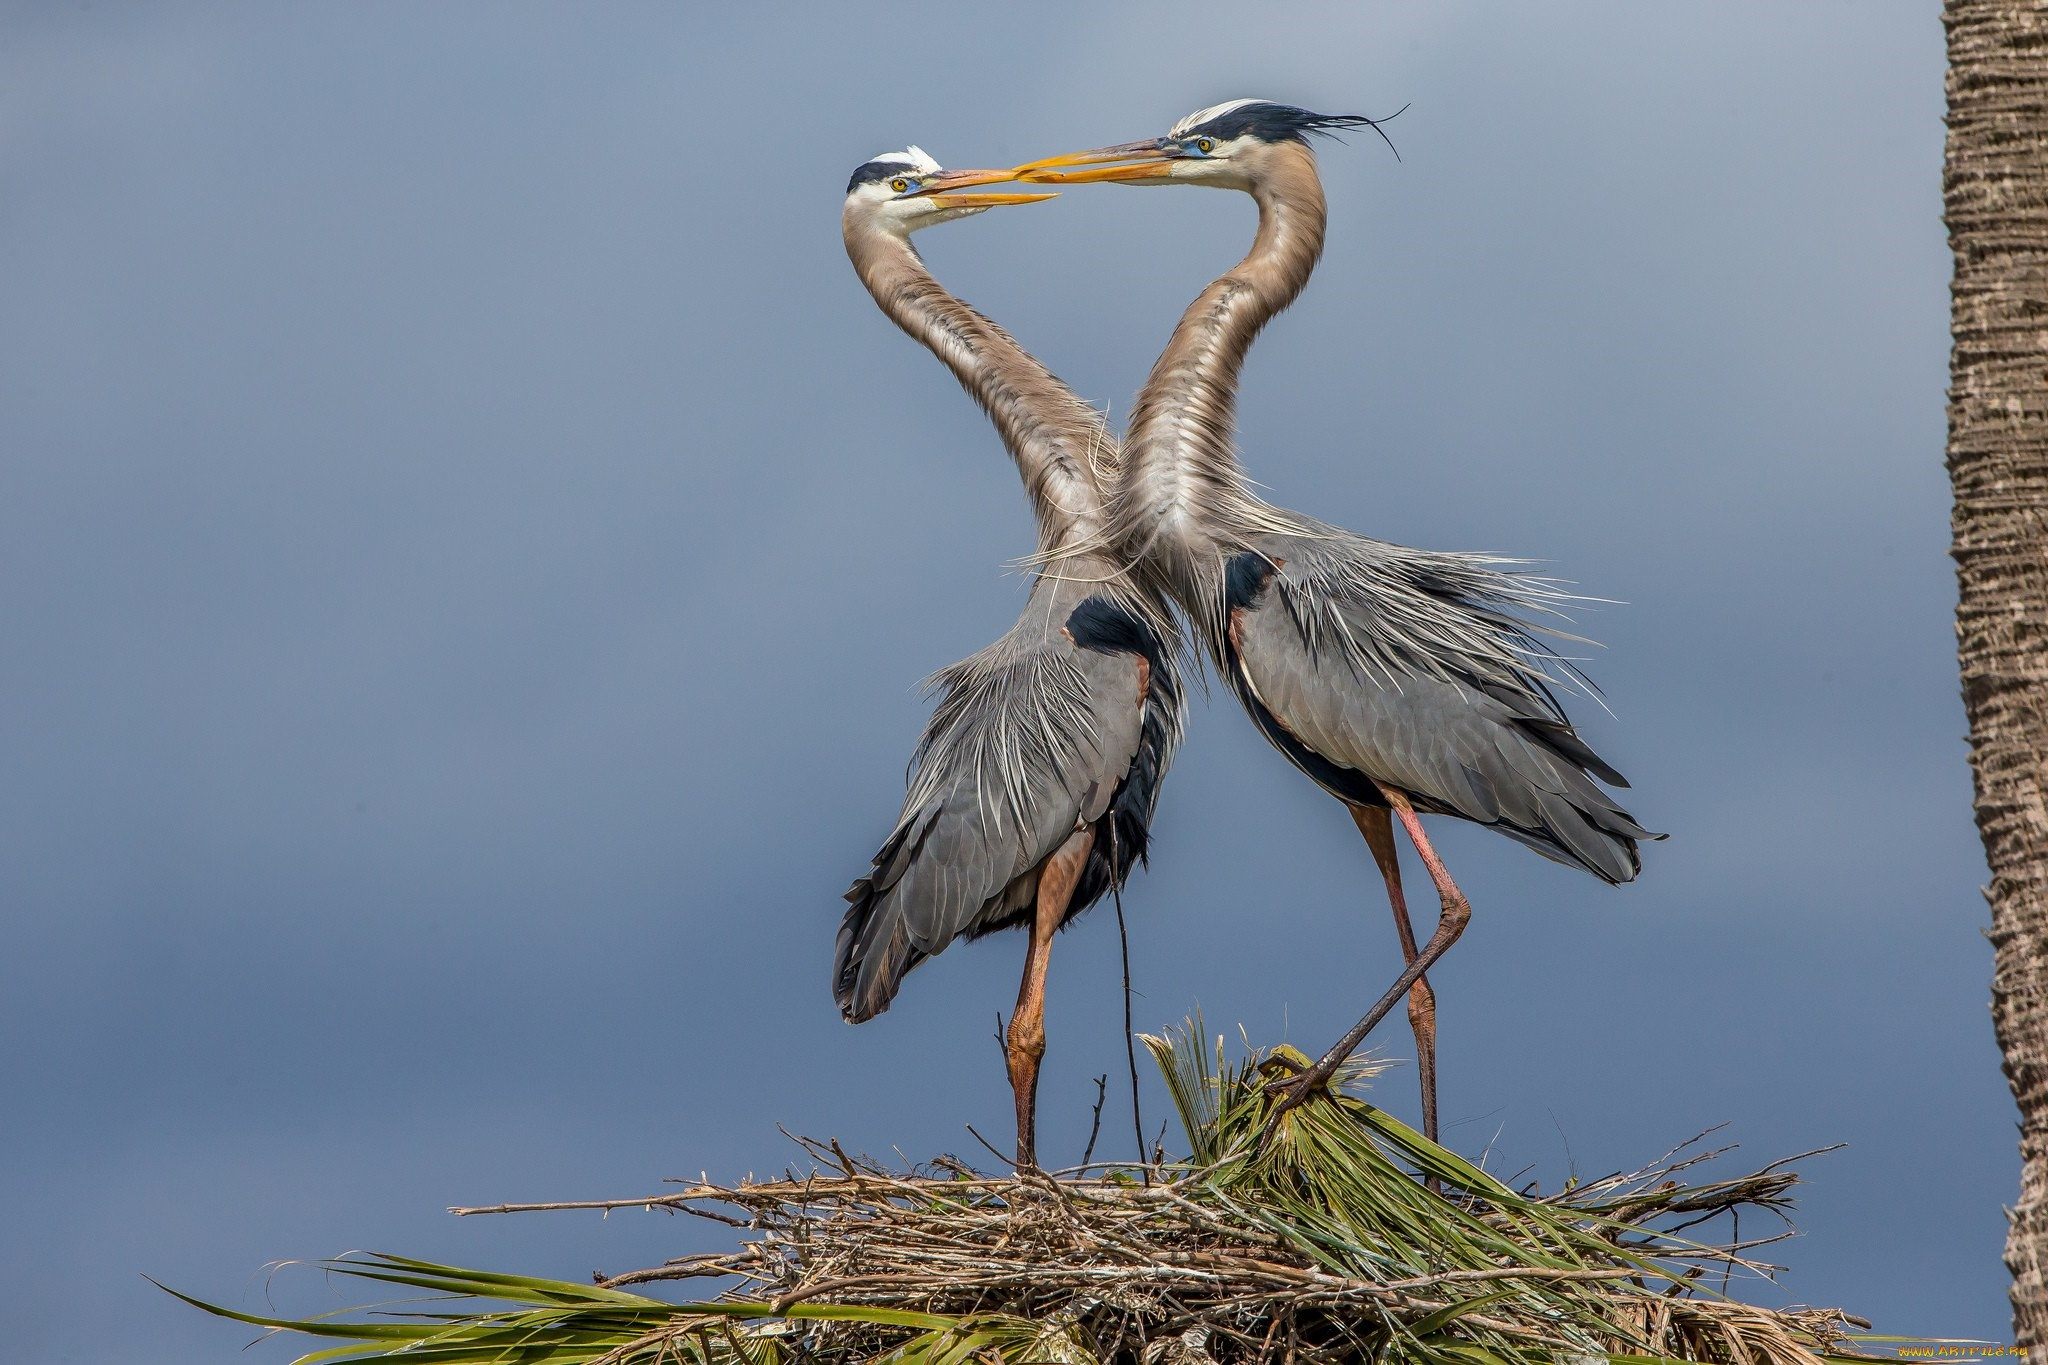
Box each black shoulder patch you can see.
[1065,596,1166,666]
[1223,551,1280,612]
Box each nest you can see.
[178,1027,1879,1364]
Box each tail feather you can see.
[833,806,941,1023]
[833,876,927,1023]
[1513,718,1661,884]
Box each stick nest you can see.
[178,1026,1881,1365]
[469,1030,1872,1364]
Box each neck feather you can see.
[845,221,1112,552]
[1114,143,1328,597]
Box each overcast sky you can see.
[2,3,2003,1359]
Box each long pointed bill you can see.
[1011,140,1179,184]
[915,167,1058,208]
[1022,161,1178,184]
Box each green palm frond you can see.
[162,1255,1018,1365]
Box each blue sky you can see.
[2,3,2005,1359]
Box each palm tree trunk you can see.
[1945,1,2048,1351]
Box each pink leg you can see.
[1268,785,1471,1133]
[1006,826,1094,1169]
[1351,804,1439,1145]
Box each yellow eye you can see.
[1196,137,1215,153]
[890,177,909,193]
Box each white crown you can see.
[866,145,944,176]
[1169,98,1272,139]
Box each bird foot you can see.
[1253,1052,1340,1149]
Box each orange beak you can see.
[914,167,1059,208]
[1012,139,1180,184]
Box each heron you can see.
[1017,101,1659,1138]
[831,148,1187,1168]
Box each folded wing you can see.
[835,585,1166,1022]
[1222,531,1656,884]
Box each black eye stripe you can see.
[1176,103,1379,146]
[846,160,926,193]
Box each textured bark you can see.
[1945,1,2048,1351]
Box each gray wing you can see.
[1225,531,1655,884]
[834,587,1148,1023]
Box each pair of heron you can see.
[830,100,1657,1168]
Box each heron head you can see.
[1014,99,1399,190]
[842,147,1055,234]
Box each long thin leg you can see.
[1350,803,1439,1145]
[1006,825,1095,1169]
[1268,785,1471,1128]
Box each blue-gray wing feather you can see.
[1224,530,1655,884]
[835,580,1172,1022]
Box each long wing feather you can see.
[1224,528,1656,884]
[835,576,1172,1022]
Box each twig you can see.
[599,1259,751,1290]
[1109,849,1146,1174]
[963,1123,1018,1170]
[1081,1074,1108,1168]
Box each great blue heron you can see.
[831,148,1187,1168]
[1017,102,1659,1137]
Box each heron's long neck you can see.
[847,225,1110,553]
[1115,146,1328,597]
